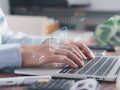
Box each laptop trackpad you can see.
[14,64,64,75]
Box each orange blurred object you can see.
[47,21,60,35]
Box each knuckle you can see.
[68,50,73,55]
[57,55,66,63]
[65,50,71,56]
[74,47,79,51]
[80,42,85,46]
[62,57,69,63]
[71,45,76,49]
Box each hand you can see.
[21,41,95,68]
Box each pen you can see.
[0,76,51,86]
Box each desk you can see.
[0,49,120,90]
[0,73,118,90]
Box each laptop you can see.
[14,56,120,82]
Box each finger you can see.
[52,55,78,68]
[71,42,95,59]
[67,44,87,60]
[54,49,84,66]
[60,45,83,60]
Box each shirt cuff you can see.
[0,44,22,70]
[30,36,49,45]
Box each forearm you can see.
[2,30,49,46]
[0,8,49,46]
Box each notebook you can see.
[14,56,120,82]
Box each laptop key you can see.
[95,57,116,76]
[67,60,91,74]
[67,68,81,74]
[77,57,101,74]
[59,66,71,73]
[103,58,118,76]
[85,57,107,75]
[65,57,100,74]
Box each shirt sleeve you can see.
[2,30,49,46]
[0,44,22,70]
[0,8,48,46]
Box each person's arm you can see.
[0,8,48,46]
[2,29,48,46]
[0,41,95,70]
[0,44,22,70]
[20,42,95,68]
[0,8,95,69]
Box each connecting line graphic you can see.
[31,27,69,66]
[49,27,68,49]
[31,53,45,66]
[38,56,45,65]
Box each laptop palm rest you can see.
[14,66,62,76]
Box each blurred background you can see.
[0,0,120,36]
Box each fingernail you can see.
[91,54,95,60]
[74,64,78,68]
[84,56,87,60]
[81,61,84,66]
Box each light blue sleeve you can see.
[0,8,49,70]
[2,30,48,46]
[0,44,22,70]
[1,18,48,46]
[0,8,48,46]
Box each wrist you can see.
[20,47,41,67]
[42,38,55,44]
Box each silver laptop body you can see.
[14,56,120,82]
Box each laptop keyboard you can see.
[59,57,118,76]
